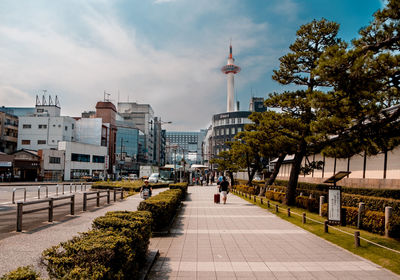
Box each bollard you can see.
[96,191,100,207]
[16,202,23,232]
[56,184,59,196]
[319,196,325,216]
[302,212,306,224]
[70,195,75,215]
[357,202,365,229]
[275,205,279,213]
[354,231,360,247]
[107,190,110,204]
[324,220,329,233]
[113,189,117,202]
[341,208,347,226]
[74,184,77,192]
[385,206,392,237]
[80,183,83,191]
[48,199,54,222]
[83,193,87,211]
[267,200,270,208]
[287,208,290,217]
[70,183,73,193]
[260,198,263,205]
[120,189,123,200]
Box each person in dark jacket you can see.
[219,176,230,204]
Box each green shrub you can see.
[42,229,134,280]
[137,189,182,231]
[0,266,41,280]
[235,185,257,195]
[342,193,400,217]
[265,190,286,203]
[169,183,188,199]
[92,211,152,264]
[295,196,319,213]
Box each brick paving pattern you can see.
[149,185,399,280]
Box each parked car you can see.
[129,174,138,180]
[148,173,159,183]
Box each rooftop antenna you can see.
[42,90,47,106]
[103,90,111,102]
[117,89,120,104]
[55,95,60,107]
[49,95,53,106]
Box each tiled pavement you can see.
[149,185,399,280]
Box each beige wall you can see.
[274,146,400,189]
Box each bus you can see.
[159,166,175,183]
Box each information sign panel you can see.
[328,186,341,224]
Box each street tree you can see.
[313,0,400,158]
[266,18,341,205]
[209,150,239,186]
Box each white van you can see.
[129,174,138,180]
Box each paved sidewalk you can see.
[0,188,166,277]
[149,185,399,280]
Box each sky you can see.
[0,0,384,131]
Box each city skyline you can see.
[0,0,383,131]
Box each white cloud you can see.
[0,0,275,131]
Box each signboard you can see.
[0,161,12,167]
[328,186,341,224]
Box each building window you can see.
[65,126,68,131]
[237,118,242,124]
[231,127,235,135]
[37,140,46,145]
[38,124,47,129]
[49,157,61,164]
[22,124,31,129]
[221,129,224,135]
[231,118,235,124]
[21,140,30,145]
[72,124,74,129]
[238,127,242,132]
[71,153,90,162]
[37,109,44,113]
[92,155,105,163]
[226,128,229,135]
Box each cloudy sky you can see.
[0,0,382,131]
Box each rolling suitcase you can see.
[214,193,220,204]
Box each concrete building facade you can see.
[0,111,18,154]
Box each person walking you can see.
[219,176,230,204]
[140,180,152,199]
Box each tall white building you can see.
[221,44,241,112]
[18,102,76,151]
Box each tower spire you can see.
[221,42,241,112]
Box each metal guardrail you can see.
[12,187,26,204]
[83,190,110,211]
[82,189,123,211]
[37,185,48,199]
[16,194,75,232]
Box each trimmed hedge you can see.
[42,211,153,280]
[321,203,400,237]
[0,266,41,280]
[94,181,169,193]
[295,196,318,213]
[138,189,183,231]
[235,185,257,195]
[342,193,400,217]
[42,229,133,280]
[169,183,188,199]
[92,211,152,268]
[265,190,286,203]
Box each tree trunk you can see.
[246,151,252,186]
[286,148,305,206]
[228,171,235,186]
[260,153,286,196]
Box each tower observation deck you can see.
[221,44,241,112]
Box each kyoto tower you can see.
[221,43,241,112]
